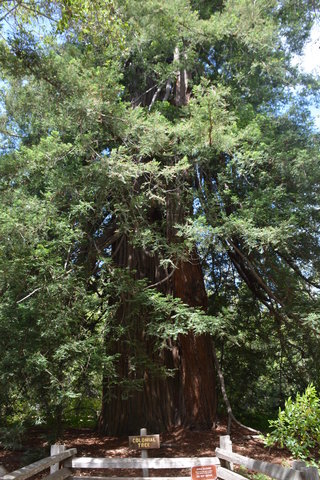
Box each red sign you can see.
[191,466,217,480]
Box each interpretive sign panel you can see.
[191,466,217,480]
[129,434,160,449]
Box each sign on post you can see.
[129,429,160,479]
[128,434,160,449]
[191,466,217,480]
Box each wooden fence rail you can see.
[0,436,319,480]
[65,456,220,480]
[1,449,76,480]
[64,457,220,469]
[215,436,319,480]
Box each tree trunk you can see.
[99,336,181,435]
[98,50,216,435]
[98,233,180,435]
[173,255,217,430]
[98,234,217,434]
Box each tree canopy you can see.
[0,0,320,435]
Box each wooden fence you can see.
[0,448,76,480]
[0,436,318,480]
[215,436,319,480]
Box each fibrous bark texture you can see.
[98,53,216,435]
[98,237,217,435]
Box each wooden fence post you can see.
[301,467,320,480]
[219,436,233,471]
[50,445,66,474]
[292,462,307,471]
[0,465,8,478]
[140,428,149,478]
[292,460,320,480]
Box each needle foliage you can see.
[0,0,319,436]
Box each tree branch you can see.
[146,267,175,289]
[163,79,172,101]
[212,341,261,435]
[276,249,320,289]
[17,287,42,304]
[148,86,162,111]
[0,3,19,23]
[226,239,285,308]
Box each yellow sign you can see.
[129,434,160,449]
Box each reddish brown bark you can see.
[98,235,181,435]
[173,255,217,429]
[98,56,216,434]
[98,236,217,435]
[99,335,180,435]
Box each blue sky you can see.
[292,21,320,129]
[293,21,320,75]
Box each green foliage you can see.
[264,385,320,461]
[63,397,100,428]
[0,424,25,451]
[0,0,319,433]
[236,467,271,480]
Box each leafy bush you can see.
[0,424,25,451]
[21,448,48,466]
[236,467,271,480]
[264,385,320,461]
[63,397,100,428]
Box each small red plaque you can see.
[191,466,217,480]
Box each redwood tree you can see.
[0,0,319,435]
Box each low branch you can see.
[212,341,261,435]
[146,268,175,289]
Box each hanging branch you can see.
[163,79,172,101]
[275,249,320,290]
[226,239,285,308]
[148,86,162,111]
[212,341,261,435]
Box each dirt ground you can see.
[0,419,293,476]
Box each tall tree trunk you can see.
[173,255,217,429]
[98,51,216,435]
[98,235,181,435]
[98,216,216,435]
[98,245,217,434]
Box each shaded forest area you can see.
[0,0,320,461]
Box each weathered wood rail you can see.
[64,450,221,480]
[0,436,318,480]
[215,436,320,480]
[0,448,76,480]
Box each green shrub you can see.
[264,384,320,461]
[0,424,25,451]
[63,397,100,428]
[236,466,271,480]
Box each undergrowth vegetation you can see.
[264,385,320,464]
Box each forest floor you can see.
[0,419,293,475]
